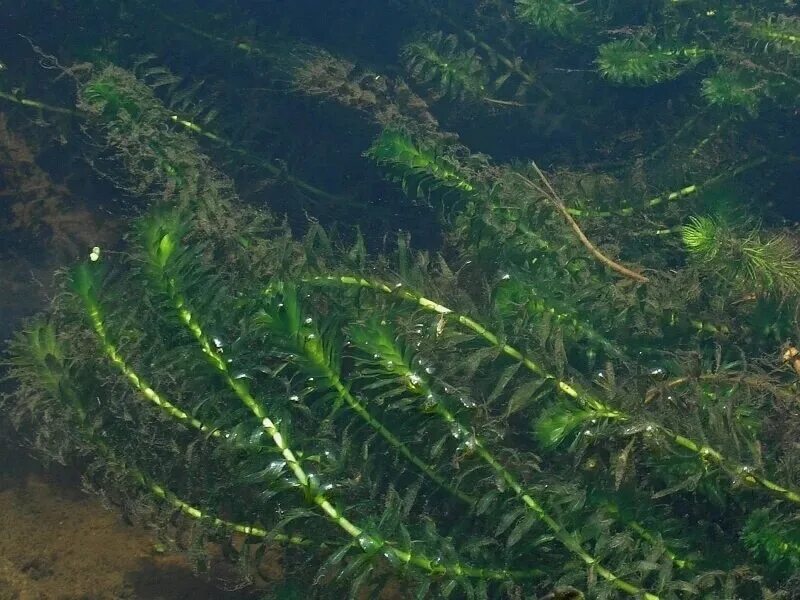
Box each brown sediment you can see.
[0,450,257,600]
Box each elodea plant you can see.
[6,65,800,600]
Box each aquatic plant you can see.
[365,127,476,203]
[514,0,584,37]
[6,63,800,600]
[595,38,707,86]
[2,0,800,597]
[401,31,534,106]
[682,215,800,296]
[402,32,489,103]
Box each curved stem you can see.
[75,265,218,436]
[355,334,662,598]
[79,262,526,583]
[516,168,649,283]
[301,335,475,505]
[311,274,800,506]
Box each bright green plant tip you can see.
[597,39,707,85]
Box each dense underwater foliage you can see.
[2,0,800,598]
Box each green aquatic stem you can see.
[366,128,475,195]
[597,40,709,85]
[168,115,350,205]
[78,263,522,583]
[297,326,475,505]
[14,321,309,549]
[309,274,800,506]
[600,502,689,570]
[73,264,218,436]
[0,89,78,115]
[515,0,584,37]
[350,328,662,599]
[146,231,533,578]
[563,156,768,219]
[306,274,586,403]
[516,168,649,282]
[145,223,472,504]
[745,15,800,56]
[0,86,341,206]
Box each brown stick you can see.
[515,166,650,283]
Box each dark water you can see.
[2,1,800,599]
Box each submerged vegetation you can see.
[2,0,800,598]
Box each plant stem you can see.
[362,337,662,598]
[516,168,649,282]
[312,274,800,506]
[147,244,529,580]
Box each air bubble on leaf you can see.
[458,396,476,408]
[290,394,300,402]
[386,361,394,369]
[304,317,313,324]
[373,353,381,360]
[268,459,286,471]
[408,373,422,386]
[306,333,316,340]
[358,534,382,554]
[450,422,468,439]
[213,336,224,350]
[425,366,436,375]
[500,273,511,280]
[458,435,476,453]
[383,548,403,567]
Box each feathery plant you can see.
[745,14,800,56]
[402,31,490,103]
[682,215,800,296]
[5,0,800,592]
[593,9,800,115]
[401,31,535,105]
[365,127,476,204]
[9,64,800,598]
[596,37,707,86]
[514,0,585,38]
